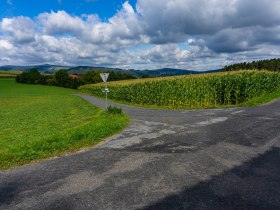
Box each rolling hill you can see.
[0,64,220,78]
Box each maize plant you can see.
[79,70,280,108]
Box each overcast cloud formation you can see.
[0,0,280,70]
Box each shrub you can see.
[16,68,42,84]
[107,106,123,114]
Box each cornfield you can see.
[79,71,280,108]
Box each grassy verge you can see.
[242,86,280,107]
[0,79,129,170]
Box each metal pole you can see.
[105,82,108,109]
[100,73,109,110]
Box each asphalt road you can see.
[1,94,280,210]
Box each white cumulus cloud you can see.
[0,0,279,69]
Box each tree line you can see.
[80,70,136,84]
[222,58,280,72]
[16,69,136,89]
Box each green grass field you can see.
[0,70,22,78]
[0,79,129,170]
[80,70,280,109]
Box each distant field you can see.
[0,79,129,170]
[0,70,22,78]
[80,70,280,109]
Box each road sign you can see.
[100,73,110,109]
[100,73,109,83]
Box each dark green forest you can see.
[222,58,280,71]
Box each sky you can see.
[0,0,280,70]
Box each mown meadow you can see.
[80,70,280,109]
[0,79,129,170]
[0,70,22,78]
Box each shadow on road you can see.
[141,147,280,210]
[0,182,18,204]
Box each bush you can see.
[107,106,123,114]
[46,77,56,86]
[54,70,82,89]
[16,69,42,84]
[55,70,69,87]
[15,69,82,89]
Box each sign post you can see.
[100,73,109,109]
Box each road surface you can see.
[1,94,280,209]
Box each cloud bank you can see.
[0,0,280,70]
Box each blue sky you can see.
[1,0,137,20]
[0,0,279,70]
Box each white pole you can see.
[100,73,109,110]
[105,82,108,109]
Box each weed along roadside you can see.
[0,79,129,171]
[107,106,123,114]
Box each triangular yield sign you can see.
[100,73,109,82]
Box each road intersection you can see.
[1,94,279,209]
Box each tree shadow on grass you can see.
[141,147,280,210]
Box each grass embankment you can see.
[0,79,129,170]
[80,70,280,109]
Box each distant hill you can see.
[222,58,280,72]
[67,66,123,74]
[68,66,220,77]
[0,64,221,78]
[0,64,71,73]
[128,68,221,77]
